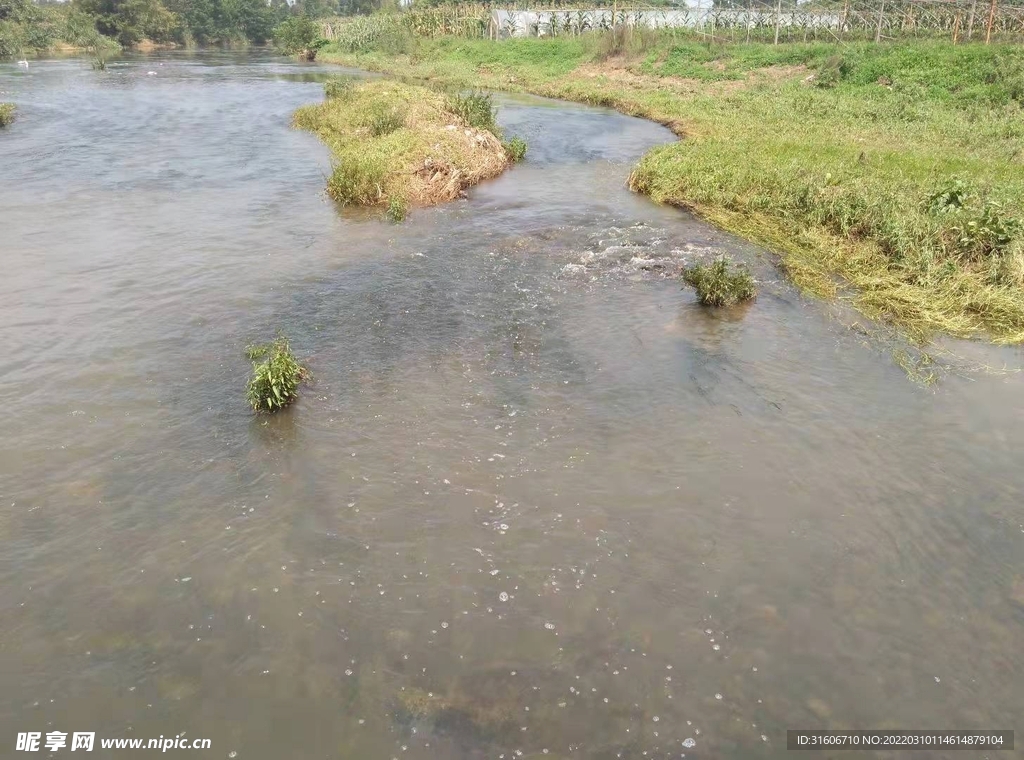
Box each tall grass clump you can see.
[682,257,756,306]
[245,337,307,413]
[324,76,355,100]
[386,196,407,222]
[502,135,527,162]
[367,105,405,136]
[0,104,15,128]
[446,91,496,134]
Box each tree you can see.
[75,0,176,45]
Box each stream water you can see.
[1,52,1023,759]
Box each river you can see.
[1,51,1023,759]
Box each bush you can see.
[682,257,756,306]
[0,103,15,128]
[324,76,355,100]
[502,135,528,162]
[446,91,497,134]
[814,54,846,89]
[327,154,387,206]
[245,337,307,413]
[274,16,326,59]
[386,196,407,222]
[368,105,405,137]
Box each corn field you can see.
[322,0,1024,46]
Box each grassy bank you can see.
[294,78,513,215]
[320,34,1024,344]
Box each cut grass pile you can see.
[0,103,16,128]
[319,36,1024,344]
[294,78,511,213]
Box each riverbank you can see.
[320,37,1024,344]
[294,78,512,218]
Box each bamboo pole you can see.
[985,0,997,41]
[952,10,961,42]
[774,0,782,44]
[967,0,978,38]
[875,0,885,42]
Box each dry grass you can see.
[294,79,510,211]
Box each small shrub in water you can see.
[386,196,407,222]
[446,91,497,134]
[245,337,307,413]
[0,103,15,128]
[682,257,756,306]
[503,136,528,163]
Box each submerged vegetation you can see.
[0,103,15,127]
[318,31,1024,344]
[294,78,512,215]
[245,337,307,413]
[683,258,756,307]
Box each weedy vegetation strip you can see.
[318,29,1024,344]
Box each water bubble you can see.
[499,592,509,602]
[229,753,237,758]
[441,622,449,629]
[544,623,555,630]
[682,738,696,748]
[715,693,723,700]
[652,716,659,722]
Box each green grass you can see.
[294,78,511,211]
[245,337,307,413]
[683,257,756,306]
[502,135,528,163]
[319,35,1024,344]
[0,103,15,128]
[445,90,498,134]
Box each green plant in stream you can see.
[446,91,496,134]
[92,56,107,70]
[502,135,527,162]
[682,257,756,306]
[245,337,307,412]
[385,196,407,222]
[0,103,15,128]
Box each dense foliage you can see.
[1,0,341,55]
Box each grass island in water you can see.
[295,78,525,218]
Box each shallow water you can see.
[2,52,1023,759]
